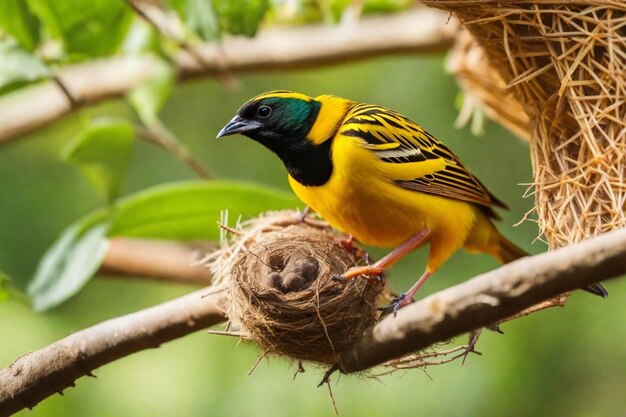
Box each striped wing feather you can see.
[340,104,507,215]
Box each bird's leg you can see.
[299,206,311,222]
[338,234,356,254]
[337,235,383,283]
[383,269,434,315]
[334,229,430,281]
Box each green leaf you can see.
[212,0,269,37]
[0,271,11,303]
[361,0,411,14]
[185,0,219,41]
[164,0,186,18]
[28,180,297,310]
[62,120,135,203]
[164,0,218,41]
[128,58,175,124]
[0,38,50,94]
[328,0,411,21]
[108,180,300,240]
[27,0,132,58]
[0,0,41,50]
[27,215,109,311]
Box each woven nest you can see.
[432,0,626,248]
[447,30,532,141]
[207,211,385,365]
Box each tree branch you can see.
[0,288,226,417]
[338,227,626,373]
[4,228,623,415]
[0,8,457,143]
[99,238,215,284]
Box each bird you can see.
[217,90,607,312]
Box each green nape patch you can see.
[267,97,319,131]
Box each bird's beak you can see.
[216,116,263,138]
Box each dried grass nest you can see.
[434,0,626,248]
[206,211,385,366]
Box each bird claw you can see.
[373,272,386,285]
[390,295,404,317]
[331,274,347,282]
[378,293,413,317]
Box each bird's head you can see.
[217,91,322,148]
[218,90,354,147]
[217,91,353,186]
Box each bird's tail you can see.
[494,234,529,264]
[495,234,607,298]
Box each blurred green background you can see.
[1,54,624,417]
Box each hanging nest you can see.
[447,29,531,142]
[430,0,626,248]
[206,211,385,365]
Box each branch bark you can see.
[0,8,457,143]
[3,228,624,416]
[99,238,215,284]
[0,289,226,417]
[338,227,626,373]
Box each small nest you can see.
[429,1,626,248]
[207,211,384,365]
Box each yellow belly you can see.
[290,172,473,245]
[287,135,497,270]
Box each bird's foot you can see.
[331,274,347,282]
[379,293,414,317]
[332,264,384,283]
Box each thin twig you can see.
[135,124,212,179]
[326,380,339,415]
[206,330,248,338]
[292,362,305,380]
[51,75,78,107]
[247,351,268,376]
[500,294,568,323]
[217,222,244,236]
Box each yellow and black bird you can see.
[217,90,607,312]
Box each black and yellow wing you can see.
[339,103,507,217]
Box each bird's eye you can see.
[257,105,272,118]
